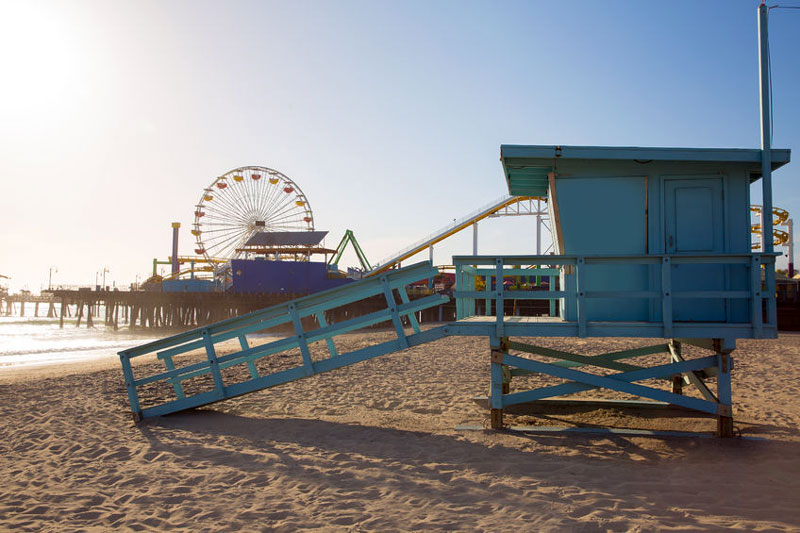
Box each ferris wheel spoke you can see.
[216,177,253,219]
[261,181,289,221]
[242,169,260,216]
[201,231,247,247]
[207,233,244,256]
[199,224,245,234]
[214,184,251,220]
[262,177,285,214]
[223,176,254,218]
[265,205,303,224]
[202,201,246,218]
[202,195,248,220]
[202,204,246,219]
[260,199,296,227]
[265,213,303,228]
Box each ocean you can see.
[0,305,161,370]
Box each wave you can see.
[0,343,134,357]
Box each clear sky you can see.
[1,0,798,292]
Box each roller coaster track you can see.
[365,195,544,277]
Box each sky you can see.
[0,0,799,293]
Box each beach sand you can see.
[1,331,799,531]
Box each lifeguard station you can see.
[118,2,788,439]
[118,143,790,438]
[448,144,790,436]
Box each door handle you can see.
[668,235,674,248]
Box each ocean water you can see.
[0,309,161,370]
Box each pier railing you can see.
[453,253,777,339]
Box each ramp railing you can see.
[119,261,449,420]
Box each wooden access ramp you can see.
[119,262,448,420]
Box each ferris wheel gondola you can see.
[192,166,314,262]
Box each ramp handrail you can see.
[119,261,449,420]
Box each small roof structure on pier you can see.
[238,231,335,256]
[244,231,328,247]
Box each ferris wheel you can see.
[192,166,314,262]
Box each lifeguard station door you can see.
[664,176,726,322]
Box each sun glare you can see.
[0,2,89,125]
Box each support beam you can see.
[669,341,718,403]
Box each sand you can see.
[1,330,800,531]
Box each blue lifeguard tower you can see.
[117,3,788,438]
[448,144,790,436]
[117,142,790,438]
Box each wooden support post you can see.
[671,375,683,395]
[576,258,586,337]
[19,300,24,318]
[316,312,338,357]
[289,303,314,376]
[87,302,93,328]
[162,355,186,399]
[669,340,683,394]
[495,258,504,338]
[662,256,673,339]
[716,348,734,438]
[34,302,39,317]
[237,334,259,378]
[59,298,65,328]
[398,287,421,334]
[489,337,508,430]
[202,329,226,398]
[120,354,141,421]
[381,276,409,349]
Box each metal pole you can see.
[788,218,794,277]
[758,3,774,254]
[472,221,478,255]
[758,3,778,327]
[171,222,181,275]
[536,199,542,255]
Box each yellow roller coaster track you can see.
[750,205,790,250]
[366,196,544,277]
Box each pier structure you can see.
[0,293,59,318]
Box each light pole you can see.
[48,266,57,291]
[102,267,110,290]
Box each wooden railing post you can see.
[576,257,586,337]
[750,255,763,337]
[661,256,673,339]
[495,258,504,338]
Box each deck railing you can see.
[453,253,777,338]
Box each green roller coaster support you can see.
[329,229,371,271]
